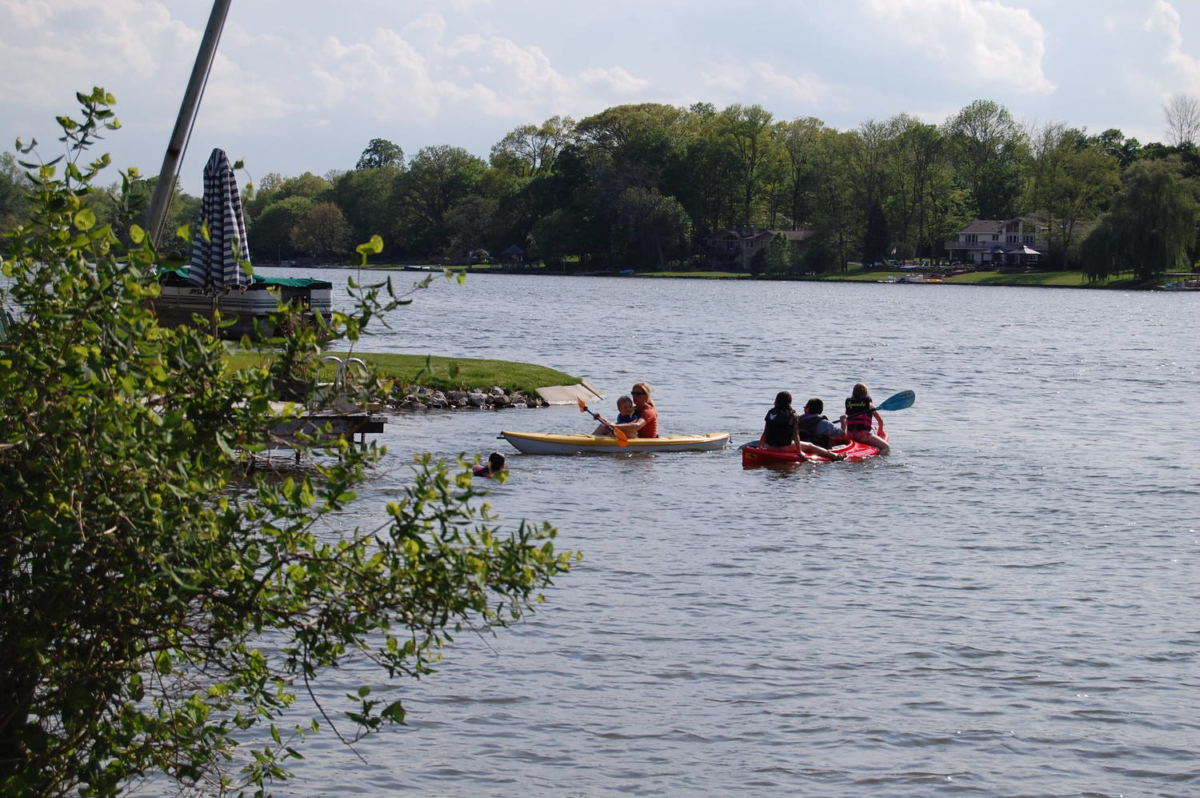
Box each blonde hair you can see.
[631,382,654,406]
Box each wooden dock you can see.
[266,401,386,449]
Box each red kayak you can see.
[740,434,887,468]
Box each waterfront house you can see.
[945,218,1048,269]
[703,227,812,271]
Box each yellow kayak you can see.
[501,431,730,455]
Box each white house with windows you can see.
[945,218,1048,268]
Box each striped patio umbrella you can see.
[188,148,252,291]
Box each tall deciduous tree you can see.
[444,195,500,258]
[880,114,951,257]
[944,99,1027,219]
[771,117,824,230]
[862,200,890,264]
[808,128,862,270]
[397,145,487,254]
[612,186,692,269]
[1163,93,1200,147]
[1088,129,1142,169]
[356,137,405,170]
[0,89,571,797]
[250,195,313,262]
[1080,157,1198,280]
[718,104,775,226]
[490,116,575,179]
[1025,124,1120,268]
[290,201,351,260]
[331,166,400,256]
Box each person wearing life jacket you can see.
[796,398,845,449]
[473,451,507,478]
[842,382,891,454]
[592,395,636,435]
[611,382,658,438]
[758,391,845,459]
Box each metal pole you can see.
[145,0,233,248]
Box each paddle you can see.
[876,390,915,412]
[577,398,629,446]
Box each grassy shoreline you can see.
[226,350,579,396]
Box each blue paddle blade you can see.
[877,390,915,412]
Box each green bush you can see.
[0,88,572,797]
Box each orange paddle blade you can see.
[577,398,589,413]
[612,426,629,446]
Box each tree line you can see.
[3,97,1198,281]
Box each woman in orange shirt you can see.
[612,382,658,438]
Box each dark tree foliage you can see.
[862,200,889,264]
[356,138,404,170]
[1080,158,1199,281]
[943,99,1026,219]
[210,97,1200,272]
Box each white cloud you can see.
[861,0,1055,95]
[311,30,438,119]
[5,0,57,28]
[0,0,193,103]
[1145,0,1200,88]
[263,19,650,128]
[702,61,830,105]
[580,67,649,95]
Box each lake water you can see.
[262,268,1199,797]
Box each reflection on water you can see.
[262,269,1199,797]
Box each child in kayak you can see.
[592,395,635,435]
[758,391,845,460]
[842,383,891,454]
[612,382,658,438]
[473,451,507,478]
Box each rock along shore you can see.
[386,385,547,413]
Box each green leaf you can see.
[129,224,145,244]
[381,701,407,723]
[73,208,96,231]
[356,234,384,255]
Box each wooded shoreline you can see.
[271,262,1177,291]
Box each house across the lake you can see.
[945,218,1048,270]
[703,227,814,271]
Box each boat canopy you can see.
[157,266,332,289]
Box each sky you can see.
[2,0,1198,195]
